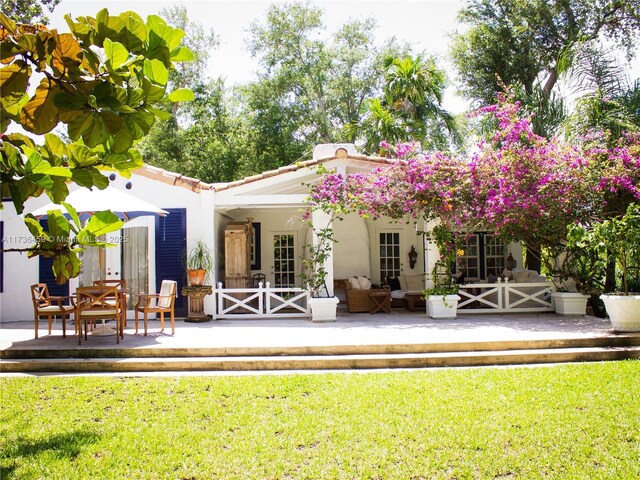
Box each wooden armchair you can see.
[134,280,177,336]
[30,283,75,339]
[76,286,123,345]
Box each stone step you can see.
[3,335,639,360]
[2,346,639,373]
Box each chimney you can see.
[312,143,357,161]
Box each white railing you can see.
[214,282,310,319]
[457,278,554,313]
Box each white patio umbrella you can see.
[29,186,168,336]
[30,185,168,220]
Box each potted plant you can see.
[596,204,640,332]
[423,225,462,319]
[301,213,339,322]
[546,227,606,316]
[186,241,213,286]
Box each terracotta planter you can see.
[309,297,339,322]
[552,292,589,316]
[426,294,461,319]
[187,269,207,286]
[601,294,640,332]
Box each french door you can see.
[378,231,402,282]
[272,233,296,288]
[456,233,506,281]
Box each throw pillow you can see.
[357,276,371,290]
[387,276,401,291]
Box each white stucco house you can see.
[1,143,542,324]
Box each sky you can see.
[47,0,470,113]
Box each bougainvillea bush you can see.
[307,94,640,288]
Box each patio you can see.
[0,310,625,350]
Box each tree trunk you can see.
[524,242,542,273]
[604,258,616,293]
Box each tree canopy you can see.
[451,0,640,107]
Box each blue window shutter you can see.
[38,220,70,296]
[155,208,187,315]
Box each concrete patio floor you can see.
[0,309,630,353]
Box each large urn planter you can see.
[309,297,340,322]
[426,294,461,319]
[552,292,589,316]
[601,294,640,332]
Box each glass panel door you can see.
[379,232,401,280]
[484,234,506,279]
[457,234,480,281]
[273,233,296,288]
[122,226,149,310]
[78,246,105,287]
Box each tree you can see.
[308,98,640,287]
[157,5,218,121]
[349,55,455,153]
[0,0,60,24]
[243,2,407,169]
[0,10,193,282]
[450,0,640,267]
[565,47,640,140]
[140,79,243,183]
[451,0,640,106]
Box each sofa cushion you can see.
[513,270,532,283]
[513,270,547,283]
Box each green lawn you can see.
[1,361,639,479]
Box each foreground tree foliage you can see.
[0,10,193,282]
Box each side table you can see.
[181,285,213,322]
[369,287,391,314]
[404,293,424,312]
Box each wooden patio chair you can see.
[76,286,123,345]
[94,279,128,327]
[134,280,177,336]
[30,283,76,339]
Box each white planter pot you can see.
[601,294,640,332]
[309,297,339,322]
[426,295,461,319]
[552,292,589,316]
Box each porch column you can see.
[311,209,335,297]
[423,219,439,289]
[201,188,216,316]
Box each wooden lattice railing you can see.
[214,282,310,319]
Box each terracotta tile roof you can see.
[212,152,394,192]
[133,164,214,192]
[134,148,397,194]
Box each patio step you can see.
[2,335,640,360]
[2,343,639,373]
